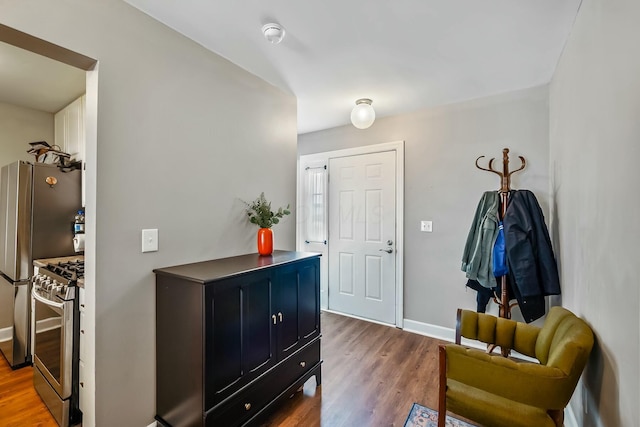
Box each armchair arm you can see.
[457,309,540,357]
[445,344,576,409]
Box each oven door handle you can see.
[32,288,66,309]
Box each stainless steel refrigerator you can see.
[0,161,81,368]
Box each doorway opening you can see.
[0,23,98,427]
[297,141,404,327]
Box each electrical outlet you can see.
[420,221,433,232]
[142,229,159,253]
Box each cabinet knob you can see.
[300,361,306,368]
[80,382,84,388]
[80,330,85,334]
[244,403,251,411]
[278,312,283,322]
[272,315,277,325]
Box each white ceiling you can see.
[0,2,582,131]
[123,0,582,134]
[0,41,86,113]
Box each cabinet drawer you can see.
[206,377,276,427]
[206,339,321,427]
[273,339,321,394]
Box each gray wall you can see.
[0,101,53,166]
[1,1,297,426]
[299,85,550,329]
[549,0,640,425]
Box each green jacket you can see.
[461,191,499,288]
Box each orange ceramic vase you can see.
[257,228,273,256]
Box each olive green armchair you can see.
[438,306,594,427]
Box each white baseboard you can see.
[0,326,11,342]
[565,405,578,427]
[36,317,61,333]
[146,422,157,427]
[0,319,60,343]
[324,309,396,328]
[402,318,454,341]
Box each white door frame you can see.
[297,141,404,327]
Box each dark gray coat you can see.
[503,190,561,322]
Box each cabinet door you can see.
[275,258,320,360]
[63,96,85,162]
[205,270,276,409]
[55,96,86,206]
[54,110,66,154]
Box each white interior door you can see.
[328,151,396,324]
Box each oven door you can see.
[32,288,74,399]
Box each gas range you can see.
[31,255,84,426]
[33,257,84,302]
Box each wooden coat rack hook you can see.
[475,148,526,193]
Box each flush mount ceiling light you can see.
[262,23,285,44]
[350,98,376,129]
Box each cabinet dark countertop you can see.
[153,250,321,284]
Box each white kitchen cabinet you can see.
[78,287,88,418]
[79,359,85,410]
[54,112,66,158]
[54,95,86,206]
[54,95,85,161]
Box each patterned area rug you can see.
[404,403,476,427]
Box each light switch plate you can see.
[142,229,158,252]
[420,221,433,232]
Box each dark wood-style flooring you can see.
[261,311,445,426]
[0,312,445,426]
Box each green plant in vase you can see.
[244,192,291,255]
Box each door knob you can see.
[387,240,393,245]
[379,248,393,253]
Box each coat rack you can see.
[475,148,525,353]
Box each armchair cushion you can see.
[446,345,569,409]
[447,379,555,427]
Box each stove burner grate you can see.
[46,260,85,281]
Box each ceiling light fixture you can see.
[262,23,285,44]
[350,98,375,129]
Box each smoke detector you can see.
[262,23,285,44]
